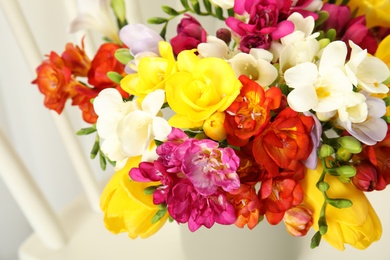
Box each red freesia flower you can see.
[225,75,282,147]
[252,108,314,177]
[259,177,304,225]
[352,161,386,191]
[32,52,79,114]
[88,43,126,91]
[61,40,91,77]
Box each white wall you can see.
[0,0,390,259]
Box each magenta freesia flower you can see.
[170,14,207,56]
[319,3,351,37]
[129,128,240,231]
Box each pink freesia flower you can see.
[319,3,351,37]
[129,128,240,231]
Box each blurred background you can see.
[0,0,389,259]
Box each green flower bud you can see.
[338,136,362,154]
[319,144,335,158]
[336,165,356,178]
[336,147,352,162]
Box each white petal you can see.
[359,56,390,83]
[352,118,388,145]
[367,96,387,117]
[287,87,318,112]
[152,117,172,141]
[256,59,278,87]
[249,48,273,62]
[284,62,318,89]
[93,88,123,116]
[319,41,347,75]
[142,89,165,116]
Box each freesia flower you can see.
[100,156,168,239]
[130,129,239,231]
[61,41,91,77]
[283,205,313,237]
[165,50,241,128]
[300,162,382,250]
[352,161,386,191]
[93,88,139,164]
[336,94,387,145]
[120,41,175,101]
[224,75,282,147]
[32,51,79,114]
[347,0,390,28]
[285,41,352,112]
[345,41,390,94]
[229,48,278,88]
[252,108,314,177]
[319,3,351,37]
[203,112,227,141]
[70,0,120,43]
[197,36,231,59]
[170,14,207,56]
[116,89,172,158]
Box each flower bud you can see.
[216,28,232,45]
[336,165,356,178]
[336,147,352,161]
[283,205,314,237]
[203,112,227,141]
[319,144,334,158]
[352,161,386,191]
[338,136,362,154]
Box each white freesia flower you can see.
[229,48,277,88]
[70,0,120,43]
[198,36,231,59]
[94,88,139,163]
[337,95,388,145]
[337,92,368,123]
[345,41,390,94]
[116,89,172,158]
[285,41,352,112]
[209,0,234,9]
[278,13,320,72]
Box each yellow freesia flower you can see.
[100,156,168,239]
[300,162,382,250]
[120,41,175,102]
[347,0,390,28]
[165,50,241,128]
[375,35,390,117]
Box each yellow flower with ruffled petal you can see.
[120,41,175,102]
[165,50,241,128]
[347,0,390,28]
[300,162,382,250]
[100,156,168,239]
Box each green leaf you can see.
[114,48,133,65]
[215,6,223,19]
[76,126,96,135]
[161,5,180,16]
[203,0,212,13]
[107,71,123,84]
[227,8,234,17]
[383,96,390,106]
[147,17,168,24]
[327,198,353,209]
[155,139,164,146]
[160,25,168,40]
[90,140,99,159]
[99,151,107,171]
[180,0,190,9]
[310,231,322,249]
[190,0,201,14]
[151,208,167,224]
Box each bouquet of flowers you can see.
[32,0,390,250]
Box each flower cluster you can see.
[32,0,390,251]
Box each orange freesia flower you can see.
[252,108,314,177]
[72,86,98,124]
[61,40,91,77]
[32,52,79,114]
[224,75,282,147]
[227,184,261,230]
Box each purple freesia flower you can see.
[303,111,322,169]
[129,128,240,231]
[119,23,163,56]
